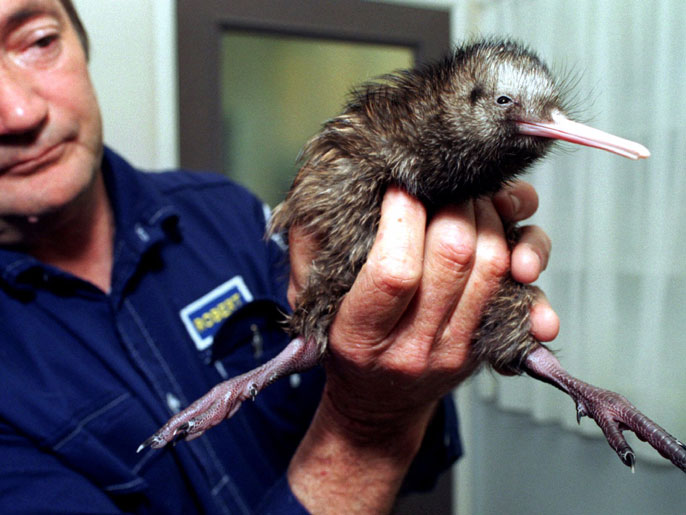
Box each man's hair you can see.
[59,0,89,59]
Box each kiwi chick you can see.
[269,39,565,370]
[141,39,686,474]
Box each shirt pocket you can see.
[49,389,199,513]
[50,391,150,495]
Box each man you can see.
[0,1,558,513]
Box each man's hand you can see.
[287,180,558,513]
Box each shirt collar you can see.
[102,146,180,252]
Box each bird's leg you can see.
[522,344,686,473]
[138,336,320,451]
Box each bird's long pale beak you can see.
[516,111,650,160]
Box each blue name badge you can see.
[179,276,253,351]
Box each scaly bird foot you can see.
[137,336,320,452]
[523,345,686,473]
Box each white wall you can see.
[73,0,178,170]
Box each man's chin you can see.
[0,193,83,246]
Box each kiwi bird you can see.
[140,39,686,473]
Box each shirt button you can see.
[166,392,181,413]
[289,374,301,389]
[135,224,150,242]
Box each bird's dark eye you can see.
[496,95,513,105]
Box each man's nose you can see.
[0,69,48,135]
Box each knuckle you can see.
[366,253,422,299]
[386,348,431,379]
[427,205,478,269]
[478,237,510,279]
[430,220,477,270]
[437,231,477,269]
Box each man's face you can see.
[0,0,102,243]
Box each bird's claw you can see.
[137,337,321,451]
[249,384,258,401]
[568,385,686,473]
[575,402,588,424]
[620,449,636,473]
[172,421,192,442]
[137,378,248,451]
[137,336,321,452]
[523,345,686,473]
[137,434,167,453]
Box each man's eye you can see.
[33,35,57,48]
[19,31,62,66]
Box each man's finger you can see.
[439,197,509,357]
[492,180,539,222]
[331,187,426,347]
[390,201,477,354]
[510,225,552,284]
[287,225,318,308]
[528,287,560,342]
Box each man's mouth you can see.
[0,142,67,176]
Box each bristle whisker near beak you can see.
[550,60,588,122]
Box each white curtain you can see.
[463,0,686,464]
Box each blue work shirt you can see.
[0,148,460,514]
